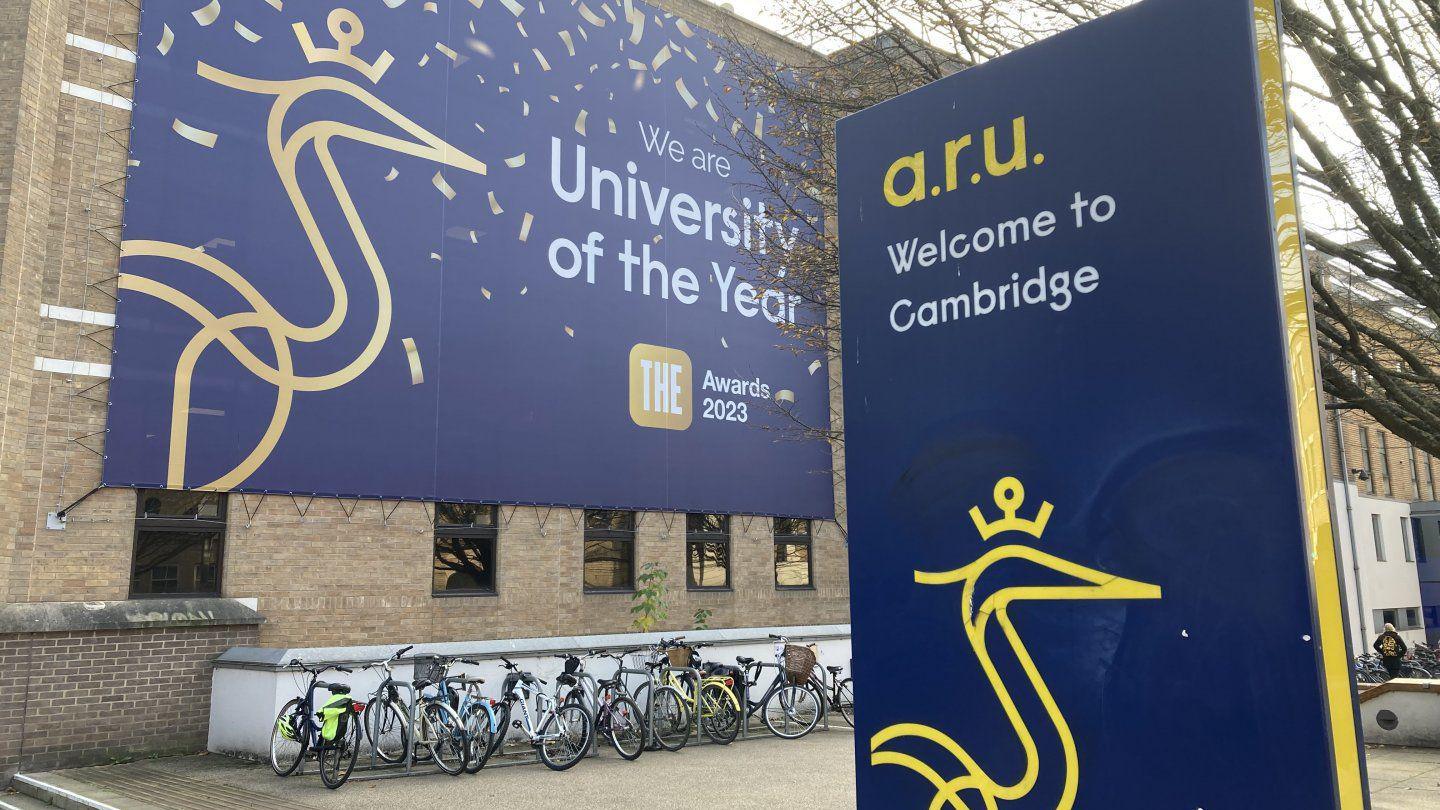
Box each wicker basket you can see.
[666,646,693,668]
[783,644,817,684]
[412,654,447,685]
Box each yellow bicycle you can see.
[636,638,742,749]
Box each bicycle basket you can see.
[783,644,817,684]
[666,646,693,668]
[413,654,447,686]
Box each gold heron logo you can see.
[119,8,487,489]
[870,477,1161,809]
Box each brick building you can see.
[0,0,846,778]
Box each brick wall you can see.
[1327,409,1440,503]
[0,623,259,779]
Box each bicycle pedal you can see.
[511,720,523,729]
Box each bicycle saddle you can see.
[413,678,433,690]
[735,656,755,665]
[826,666,844,674]
[557,673,578,687]
[598,677,621,689]
[316,681,351,693]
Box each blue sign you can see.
[106,0,832,517]
[838,0,1365,807]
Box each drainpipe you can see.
[1332,408,1368,650]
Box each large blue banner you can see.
[839,0,1365,807]
[106,0,832,516]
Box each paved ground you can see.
[8,735,1440,808]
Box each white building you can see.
[1332,481,1428,656]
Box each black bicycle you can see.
[269,659,364,789]
[736,635,824,739]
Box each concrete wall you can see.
[208,624,850,759]
[1333,482,1427,656]
[1360,681,1440,748]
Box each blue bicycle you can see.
[269,659,365,788]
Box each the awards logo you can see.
[629,343,692,430]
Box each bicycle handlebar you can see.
[393,645,414,659]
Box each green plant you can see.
[630,562,670,632]
[692,607,713,631]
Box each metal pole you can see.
[1332,404,1369,650]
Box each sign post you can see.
[837,0,1366,806]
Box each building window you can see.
[1416,519,1429,564]
[1378,433,1393,496]
[1423,455,1436,501]
[774,517,813,589]
[1376,608,1399,629]
[584,510,635,591]
[1430,456,1439,500]
[1402,518,1415,563]
[130,489,226,598]
[686,514,731,590]
[1372,514,1387,562]
[1406,608,1421,629]
[432,503,498,595]
[1361,428,1375,494]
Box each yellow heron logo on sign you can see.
[871,477,1162,809]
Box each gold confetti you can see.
[469,20,476,34]
[383,0,406,6]
[626,2,645,43]
[537,0,545,11]
[558,30,575,56]
[468,0,483,7]
[402,338,424,385]
[432,172,457,200]
[652,234,662,244]
[513,61,521,74]
[430,252,443,261]
[424,1,439,12]
[564,326,575,337]
[753,112,764,139]
[469,230,478,243]
[233,20,262,42]
[522,101,529,115]
[607,118,617,134]
[808,359,822,375]
[488,191,504,215]
[266,0,282,9]
[532,48,551,71]
[128,158,141,167]
[578,2,605,26]
[674,77,697,109]
[156,24,175,55]
[602,4,616,21]
[192,0,221,26]
[172,118,218,147]
[578,26,588,41]
[385,167,399,181]
[519,212,534,241]
[730,119,741,137]
[705,99,719,122]
[713,58,725,73]
[481,287,492,299]
[436,42,459,62]
[574,109,588,135]
[720,337,729,348]
[627,58,646,71]
[651,47,670,71]
[676,19,694,37]
[466,38,493,57]
[500,0,525,16]
[419,53,431,66]
[684,47,696,63]
[498,85,509,92]
[504,153,526,168]
[520,286,528,295]
[516,21,528,37]
[775,389,796,404]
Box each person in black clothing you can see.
[1374,623,1408,679]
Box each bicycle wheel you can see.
[561,690,596,753]
[648,685,691,751]
[835,678,855,728]
[317,712,361,789]
[537,703,592,771]
[604,695,646,761]
[363,698,410,764]
[269,698,307,776]
[462,703,498,774]
[699,682,741,745]
[421,701,469,775]
[763,682,822,739]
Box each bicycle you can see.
[735,634,824,739]
[627,645,693,752]
[556,651,648,760]
[269,659,365,789]
[818,663,854,728]
[648,638,742,746]
[432,657,501,775]
[359,648,469,775]
[491,657,593,770]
